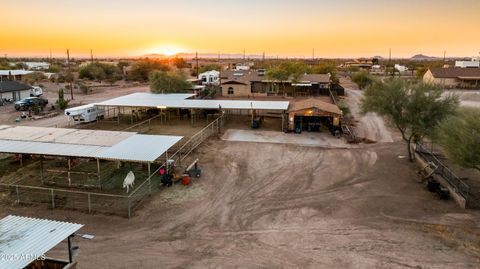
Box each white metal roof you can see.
[94,93,290,111]
[96,134,182,162]
[0,126,183,163]
[0,215,83,269]
[0,70,34,76]
[0,139,106,158]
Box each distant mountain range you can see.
[409,54,440,61]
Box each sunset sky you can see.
[3,0,480,58]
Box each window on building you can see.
[228,87,234,95]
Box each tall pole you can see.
[312,48,315,61]
[243,48,246,61]
[91,49,94,62]
[67,49,74,100]
[195,52,199,77]
[443,50,446,62]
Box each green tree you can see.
[149,70,192,93]
[437,108,480,171]
[79,62,122,82]
[312,63,338,83]
[199,64,221,74]
[266,65,289,96]
[352,71,374,89]
[128,59,170,82]
[361,79,458,160]
[416,66,428,78]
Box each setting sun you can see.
[147,45,186,57]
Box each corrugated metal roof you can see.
[0,139,106,158]
[94,93,290,111]
[0,215,83,269]
[96,134,182,162]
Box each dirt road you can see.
[3,140,479,268]
[344,88,394,143]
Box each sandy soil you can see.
[344,88,394,143]
[446,90,480,108]
[222,129,351,148]
[2,140,479,268]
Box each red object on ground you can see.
[181,175,190,186]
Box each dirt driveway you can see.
[3,140,479,268]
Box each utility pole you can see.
[49,49,52,62]
[243,48,246,61]
[262,52,265,62]
[195,52,199,77]
[312,48,315,61]
[90,49,94,62]
[443,50,446,62]
[67,49,74,100]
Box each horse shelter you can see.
[0,125,182,216]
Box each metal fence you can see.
[415,143,480,208]
[0,114,226,217]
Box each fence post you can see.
[15,185,20,203]
[51,189,55,209]
[88,193,92,214]
[127,198,131,218]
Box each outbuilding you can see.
[287,98,342,134]
[0,80,32,101]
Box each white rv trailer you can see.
[65,104,104,123]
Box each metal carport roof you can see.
[0,215,83,269]
[95,134,183,162]
[94,93,290,111]
[0,126,183,163]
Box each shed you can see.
[287,98,342,133]
[0,81,32,101]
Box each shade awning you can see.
[0,215,83,269]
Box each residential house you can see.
[423,67,480,89]
[220,69,332,97]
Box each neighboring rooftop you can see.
[221,70,330,84]
[0,215,83,269]
[428,67,480,79]
[0,81,32,93]
[0,70,34,76]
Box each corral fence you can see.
[0,114,227,218]
[415,143,480,208]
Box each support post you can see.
[117,106,120,124]
[87,193,91,213]
[97,158,101,185]
[127,198,131,218]
[40,156,44,184]
[67,235,73,263]
[51,189,55,209]
[15,185,19,203]
[67,158,71,186]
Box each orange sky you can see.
[3,0,480,58]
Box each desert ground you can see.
[0,83,479,268]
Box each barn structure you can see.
[287,99,343,134]
[92,92,290,130]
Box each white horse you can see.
[123,171,135,193]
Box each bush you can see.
[79,62,122,82]
[127,59,170,82]
[149,70,191,93]
[352,71,374,89]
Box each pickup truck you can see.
[14,97,49,111]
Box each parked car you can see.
[14,97,48,111]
